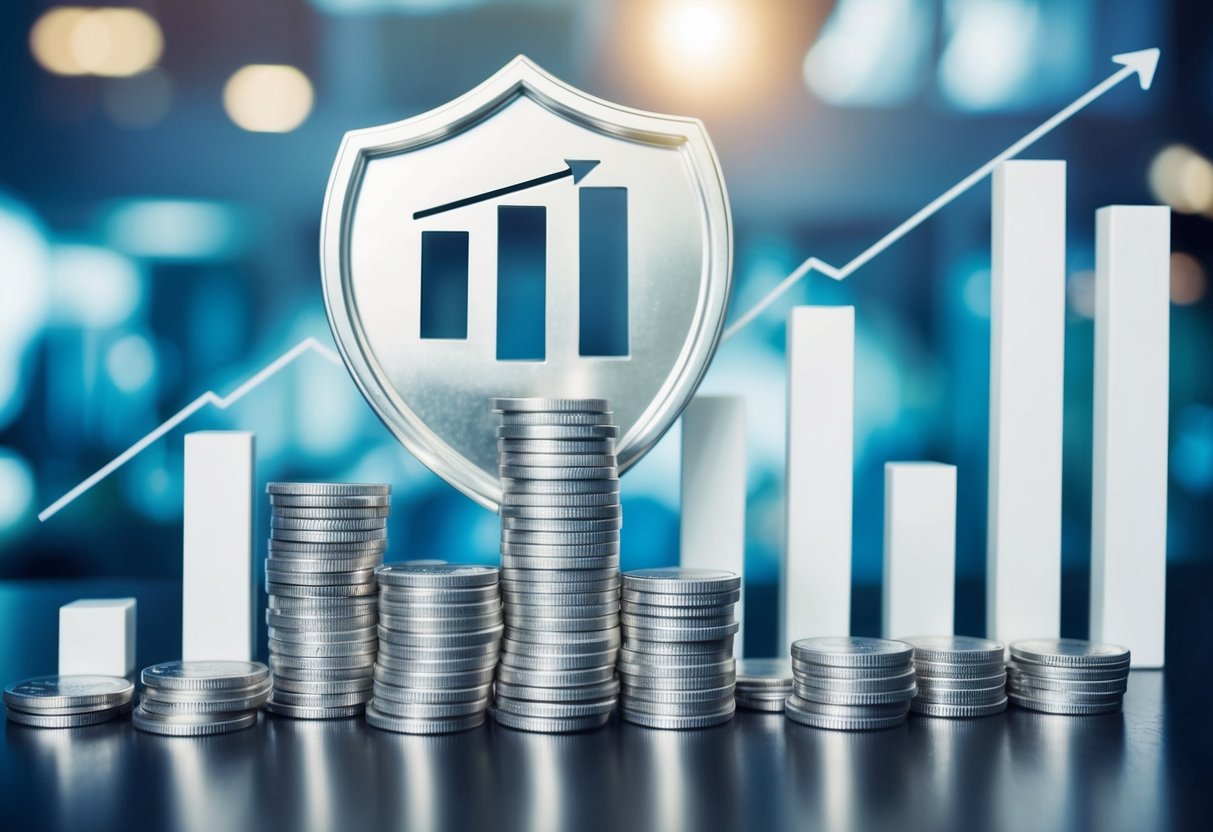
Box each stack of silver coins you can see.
[133,660,270,736]
[4,675,135,728]
[903,635,1007,718]
[264,482,390,719]
[735,658,794,712]
[619,568,740,729]
[1007,638,1130,715]
[366,563,502,734]
[786,637,917,730]
[492,397,622,733]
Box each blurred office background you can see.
[1,0,1210,661]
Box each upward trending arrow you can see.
[413,159,601,220]
[722,48,1162,342]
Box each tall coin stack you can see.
[618,568,740,729]
[366,563,502,734]
[491,397,622,734]
[903,635,1007,718]
[264,482,390,719]
[786,637,917,731]
[1007,638,1130,715]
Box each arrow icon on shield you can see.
[413,159,602,220]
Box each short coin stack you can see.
[4,675,135,728]
[903,635,1007,718]
[366,563,502,734]
[1007,638,1130,715]
[265,482,390,719]
[492,397,622,733]
[786,637,917,731]
[619,568,740,730]
[735,658,794,712]
[134,661,270,736]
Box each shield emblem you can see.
[320,56,732,511]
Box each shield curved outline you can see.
[320,55,732,511]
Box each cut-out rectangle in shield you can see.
[420,230,469,339]
[497,205,547,361]
[579,187,629,357]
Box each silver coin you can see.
[370,681,493,706]
[621,589,741,608]
[141,678,272,704]
[366,703,486,734]
[378,599,501,619]
[268,654,375,673]
[496,679,622,704]
[272,677,374,696]
[500,504,622,521]
[499,649,616,673]
[377,623,503,648]
[371,696,490,720]
[267,482,391,497]
[500,477,621,494]
[375,653,498,677]
[794,683,916,707]
[622,568,741,595]
[380,612,504,635]
[621,694,735,717]
[141,661,269,693]
[791,637,915,668]
[272,527,388,544]
[621,619,739,641]
[265,554,384,574]
[374,640,499,662]
[498,424,619,441]
[5,675,134,712]
[501,529,620,545]
[140,686,271,716]
[266,612,378,633]
[1006,669,1126,694]
[1004,682,1124,705]
[797,667,917,694]
[1007,694,1123,715]
[499,410,613,426]
[267,637,377,658]
[912,659,1007,680]
[621,683,734,705]
[265,567,378,587]
[506,602,620,619]
[501,629,620,652]
[132,704,258,736]
[621,705,734,730]
[267,582,378,599]
[1004,659,1128,681]
[500,452,618,468]
[737,658,794,688]
[784,696,907,731]
[269,596,378,615]
[618,672,735,691]
[269,688,373,708]
[500,439,617,455]
[502,588,618,606]
[377,563,499,589]
[494,696,617,720]
[264,700,364,720]
[913,687,1008,707]
[624,602,738,620]
[491,708,612,733]
[500,542,620,558]
[266,623,378,644]
[915,672,1007,692]
[502,555,620,571]
[737,696,787,713]
[491,397,612,413]
[1009,638,1130,668]
[503,489,619,507]
[901,635,1004,665]
[619,646,732,667]
[272,506,391,519]
[501,570,620,588]
[270,665,375,683]
[911,698,1009,718]
[7,700,133,728]
[507,613,619,633]
[623,637,733,656]
[617,658,734,679]
[271,516,388,532]
[270,494,391,508]
[379,585,500,604]
[268,538,387,555]
[792,697,912,720]
[374,666,498,689]
[496,664,617,688]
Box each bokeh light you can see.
[1148,144,1213,215]
[1171,252,1207,306]
[29,6,163,78]
[50,244,142,328]
[223,64,314,133]
[106,334,158,392]
[647,0,759,103]
[0,449,35,531]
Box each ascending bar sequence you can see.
[183,431,255,661]
[987,160,1065,650]
[1090,206,1171,668]
[783,306,854,651]
[680,395,747,657]
[883,463,956,639]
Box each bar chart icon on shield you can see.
[320,55,731,510]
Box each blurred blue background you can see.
[1,0,1211,665]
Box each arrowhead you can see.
[1112,48,1160,90]
[566,159,601,184]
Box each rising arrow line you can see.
[38,336,345,522]
[722,47,1161,343]
[413,159,601,219]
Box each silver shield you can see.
[320,56,732,511]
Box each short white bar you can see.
[1090,206,1170,668]
[183,431,255,661]
[783,306,853,651]
[680,395,747,657]
[987,160,1065,649]
[883,463,956,639]
[59,598,136,676]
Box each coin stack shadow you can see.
[134,661,270,736]
[1007,638,1131,715]
[735,658,794,712]
[618,568,740,729]
[786,637,917,730]
[264,483,390,719]
[904,635,1008,718]
[366,563,502,734]
[492,397,622,733]
[5,675,135,729]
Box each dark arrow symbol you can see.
[412,159,601,220]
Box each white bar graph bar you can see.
[183,431,255,661]
[59,598,136,676]
[987,160,1066,649]
[1090,206,1170,668]
[883,463,957,639]
[680,395,746,658]
[783,306,853,651]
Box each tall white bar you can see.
[783,306,853,651]
[183,431,255,661]
[987,160,1066,649]
[1090,206,1170,668]
[680,395,747,657]
[883,463,956,639]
